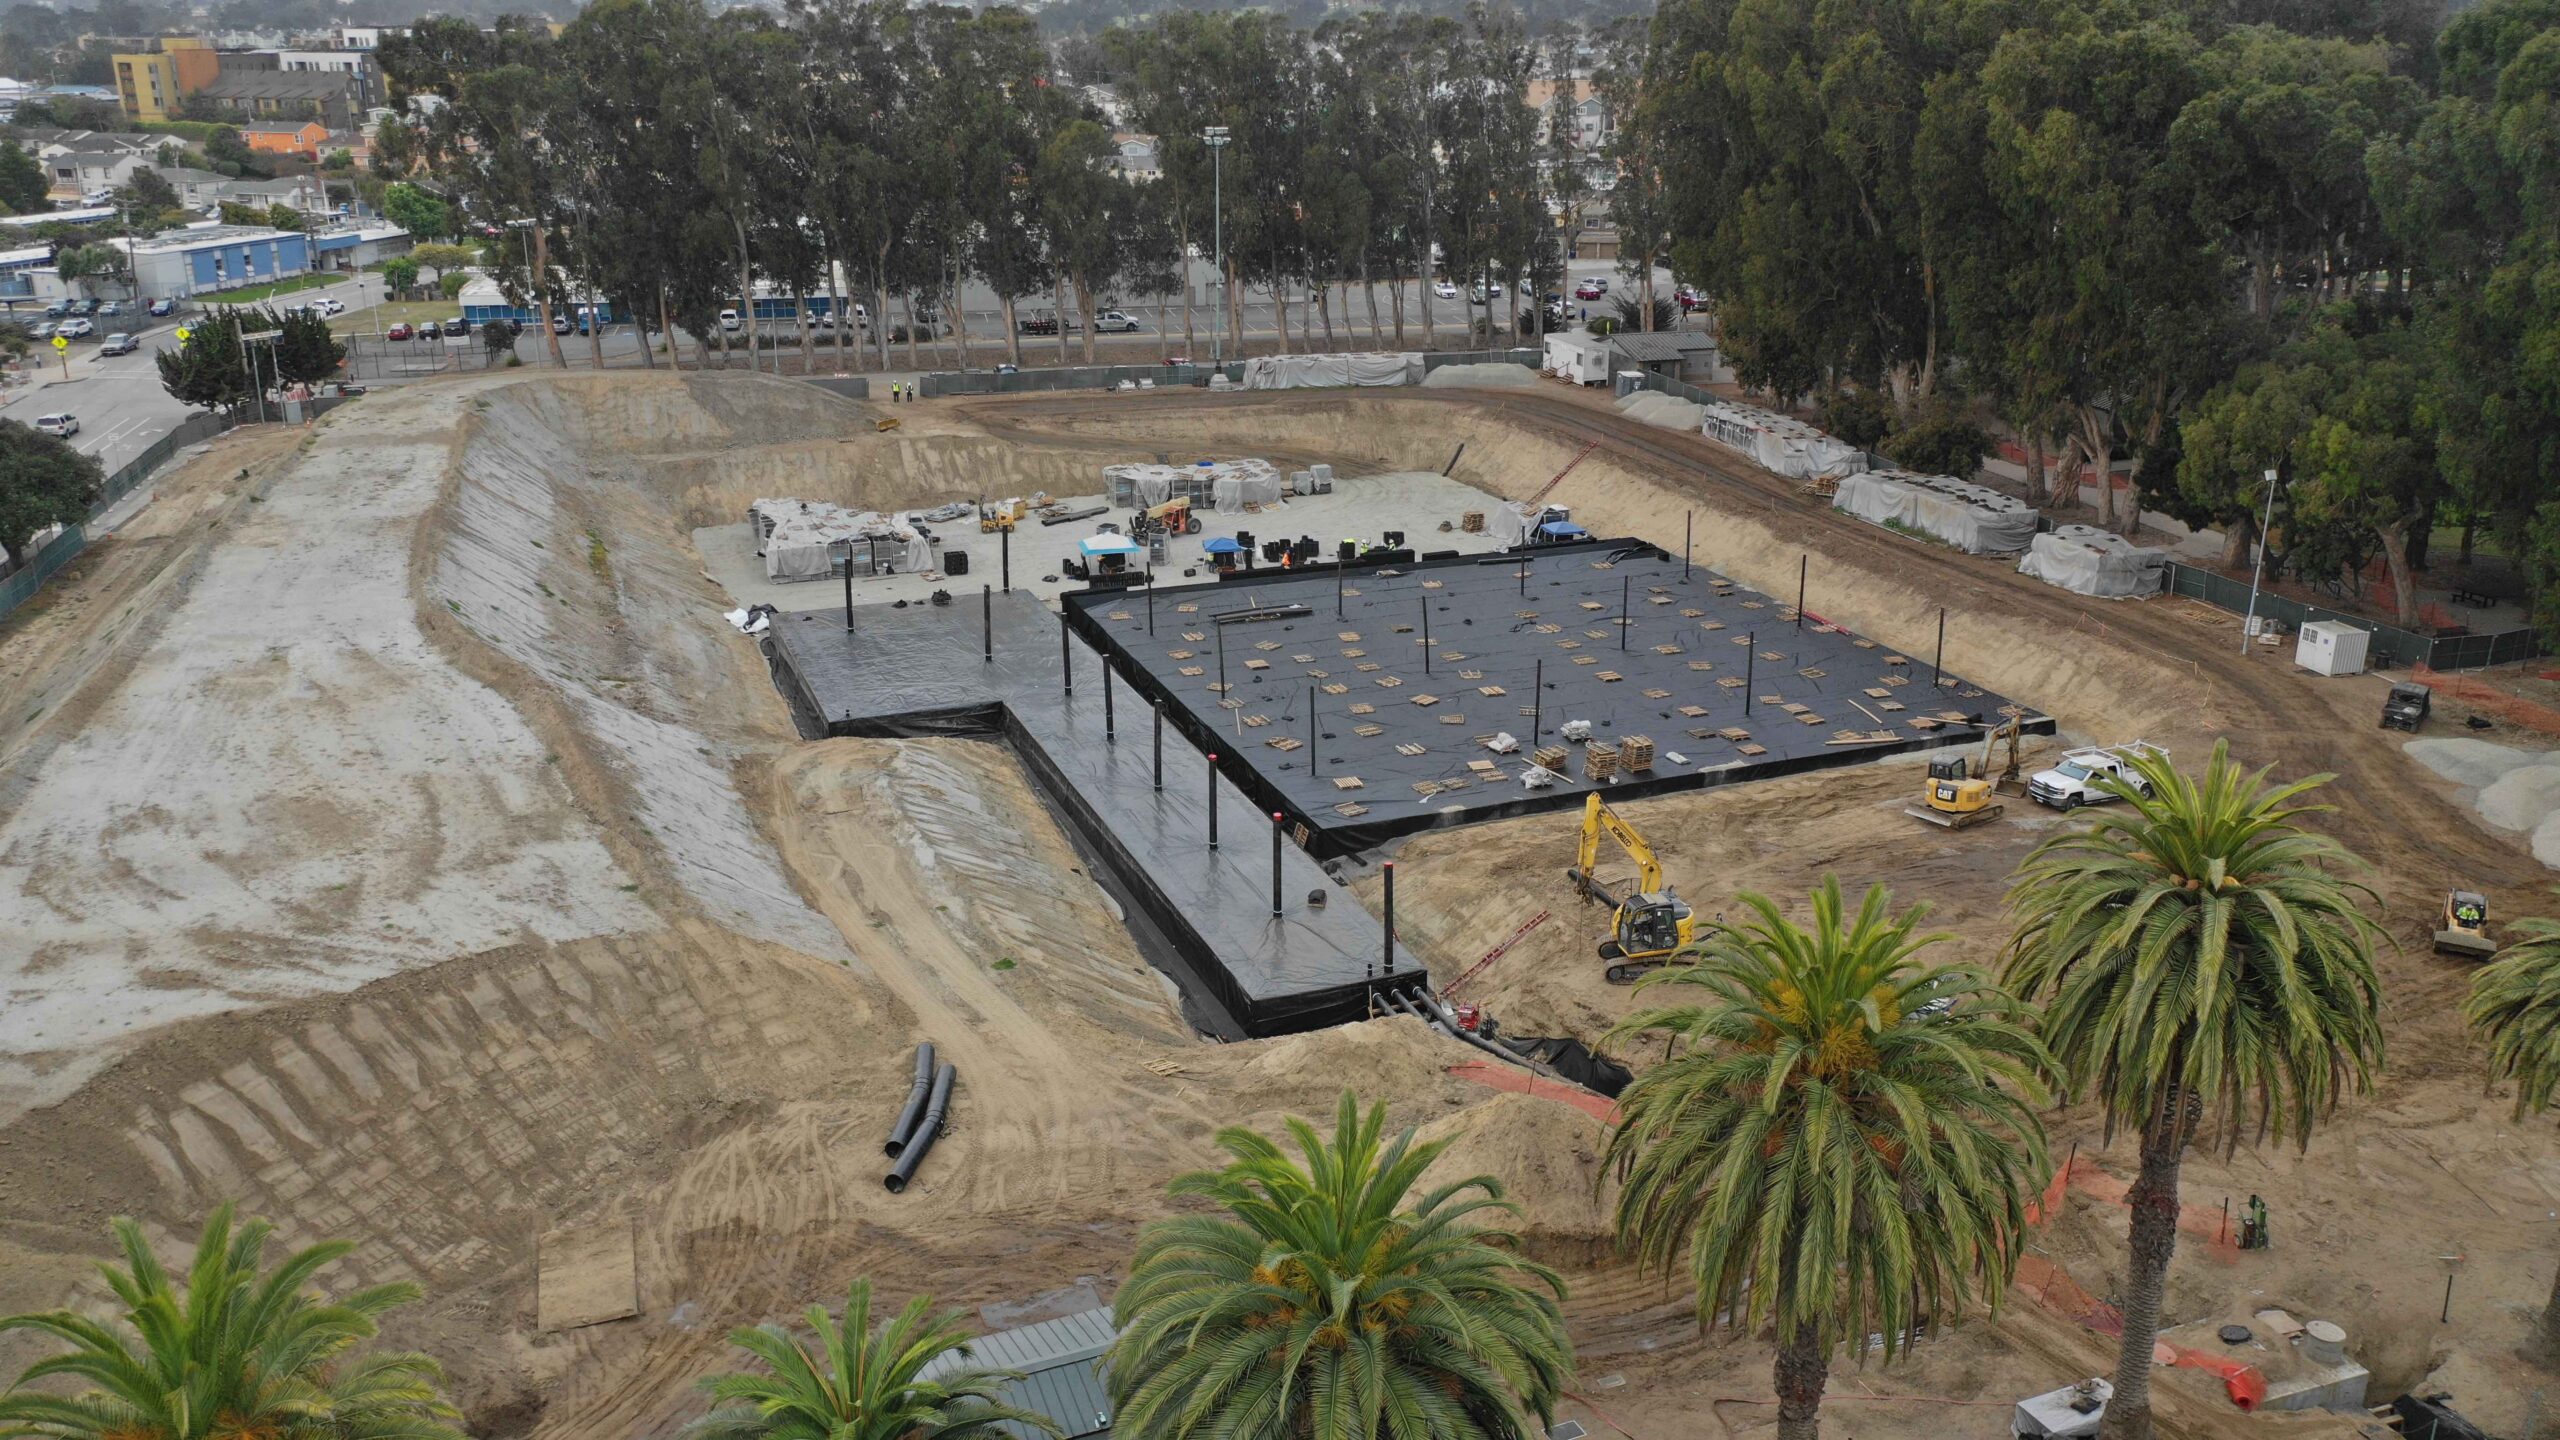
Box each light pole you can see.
[2238,467,2278,656]
[1202,125,1229,368]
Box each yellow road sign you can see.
[175,326,191,342]
[50,335,67,351]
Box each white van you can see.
[34,412,79,437]
[718,308,742,332]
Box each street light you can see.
[2239,466,2278,656]
[1201,126,1229,367]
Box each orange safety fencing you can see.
[1444,1060,1621,1124]
[2412,663,2560,738]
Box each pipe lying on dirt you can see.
[883,1062,956,1193]
[883,1043,937,1158]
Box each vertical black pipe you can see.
[1519,553,1527,596]
[1533,657,1543,745]
[1797,555,1807,629]
[1216,624,1227,694]
[1060,611,1072,696]
[1382,861,1396,973]
[1620,575,1630,651]
[1745,632,1755,716]
[1337,565,1344,620]
[1934,607,1946,689]
[1001,525,1011,592]
[1152,703,1163,790]
[1104,661,1115,742]
[1147,582,1155,636]
[842,560,854,632]
[1308,685,1317,771]
[981,584,992,662]
[1684,511,1692,580]
[1422,599,1432,675]
[1207,751,1220,849]
[1271,811,1284,916]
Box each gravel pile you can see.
[1615,391,1706,430]
[1419,362,1538,388]
[2404,737,2548,791]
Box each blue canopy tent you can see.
[1202,536,1246,554]
[1537,520,1589,539]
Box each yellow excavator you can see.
[1905,715,2025,830]
[1566,793,1698,984]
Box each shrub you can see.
[1880,399,1993,479]
[1818,388,1896,449]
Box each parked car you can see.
[386,322,414,340]
[550,311,573,334]
[1469,280,1504,303]
[312,297,344,316]
[56,318,93,338]
[420,321,442,340]
[1018,311,1061,335]
[99,332,138,356]
[42,300,66,318]
[1574,277,1608,300]
[448,315,470,335]
[718,308,742,331]
[148,298,175,317]
[1433,279,1458,300]
[34,412,78,437]
[332,382,368,396]
[1093,309,1143,333]
[98,300,122,316]
[27,321,56,341]
[70,298,97,316]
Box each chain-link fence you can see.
[2164,561,2541,671]
[4,406,242,623]
[918,362,1245,397]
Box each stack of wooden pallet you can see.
[1533,744,1570,772]
[1585,742,1620,782]
[1620,735,1655,771]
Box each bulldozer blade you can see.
[1903,803,2003,830]
[2434,930,2498,960]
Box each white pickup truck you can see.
[2027,741,2167,811]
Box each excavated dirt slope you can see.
[3,371,2550,1439]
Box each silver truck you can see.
[2026,741,2167,810]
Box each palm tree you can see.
[2463,916,2560,1350]
[1604,876,2053,1440]
[690,1280,1058,1440]
[0,1204,462,1440]
[2005,740,2384,1440]
[1106,1091,1573,1440]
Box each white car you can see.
[1469,280,1504,303]
[312,296,345,316]
[2027,741,2167,810]
[34,412,78,437]
[55,317,93,338]
[1093,309,1144,333]
[719,308,742,332]
[1433,279,1458,300]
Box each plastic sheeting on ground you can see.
[1697,398,1865,480]
[1832,468,2038,554]
[1419,362,1538,388]
[1615,390,1707,431]
[2017,523,2170,598]
[1240,352,1423,389]
[749,498,934,582]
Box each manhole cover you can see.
[2218,1324,2254,1345]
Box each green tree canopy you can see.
[155,307,251,416]
[273,306,347,385]
[0,140,47,215]
[0,1203,462,1440]
[380,181,449,240]
[688,1279,1057,1440]
[382,256,421,296]
[0,418,104,568]
[2463,916,2560,1348]
[2004,742,2384,1440]
[1605,877,2053,1440]
[1106,1091,1574,1440]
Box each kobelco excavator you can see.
[1565,793,1697,984]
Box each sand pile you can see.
[1415,1091,1615,1249]
[1614,391,1706,431]
[2405,737,2547,791]
[1421,362,1539,389]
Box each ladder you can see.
[1526,442,1599,509]
[1442,910,1551,999]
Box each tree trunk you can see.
[2378,519,2420,627]
[1076,276,1096,365]
[1227,255,1244,357]
[798,295,814,372]
[1181,250,1197,356]
[2102,1121,2186,1440]
[533,226,565,369]
[2540,1255,2560,1353]
[2223,509,2252,570]
[1364,270,1382,348]
[905,293,921,370]
[636,287,658,370]
[2461,518,2476,568]
[1000,293,1022,367]
[1317,282,1334,350]
[1773,1325,1829,1440]
[731,218,757,374]
[587,304,605,370]
[1274,279,1292,356]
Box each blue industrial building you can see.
[119,224,315,298]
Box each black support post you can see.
[1621,575,1631,651]
[1207,751,1220,849]
[1337,565,1345,620]
[1796,555,1807,628]
[981,584,992,663]
[1684,511,1692,580]
[1745,633,1755,716]
[1146,582,1155,636]
[1422,599,1432,675]
[1533,658,1543,745]
[1216,624,1227,694]
[1103,661,1115,742]
[1934,607,1946,688]
[1001,525,1011,592]
[1308,685,1318,771]
[1270,811,1284,917]
[1152,703,1163,790]
[1060,612,1072,696]
[842,562,854,632]
[1382,861,1396,973]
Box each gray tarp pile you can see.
[749,498,934,582]
[1697,399,1865,480]
[1485,500,1542,548]
[1105,463,1184,508]
[1105,459,1284,511]
[1209,458,1287,513]
[1831,469,2038,554]
[1240,353,1424,389]
[2017,523,2170,598]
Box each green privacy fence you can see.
[1,409,237,625]
[2163,562,2542,671]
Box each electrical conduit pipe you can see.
[884,1062,956,1193]
[883,1043,936,1158]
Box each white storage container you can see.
[2295,619,2370,676]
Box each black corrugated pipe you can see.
[884,1062,956,1193]
[883,1043,937,1158]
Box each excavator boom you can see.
[1570,794,1662,900]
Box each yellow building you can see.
[111,37,214,123]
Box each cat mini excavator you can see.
[1566,793,1698,984]
[1905,715,2026,830]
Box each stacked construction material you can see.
[2017,524,2171,598]
[1620,735,1655,771]
[749,498,934,582]
[884,1042,957,1193]
[1533,744,1570,773]
[1832,468,2038,554]
[1241,352,1425,389]
[1585,742,1619,782]
[1696,399,1866,480]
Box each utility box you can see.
[2013,1378,2110,1437]
[1543,333,1613,385]
[2295,619,2370,676]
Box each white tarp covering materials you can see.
[1420,362,1538,388]
[1486,501,1542,548]
[1832,468,2038,554]
[749,498,935,582]
[1615,390,1707,432]
[2017,523,2170,598]
[1698,399,1865,480]
[1106,463,1187,508]
[1241,352,1423,390]
[1207,457,1286,514]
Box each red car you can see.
[386,322,414,340]
[1574,277,1609,300]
